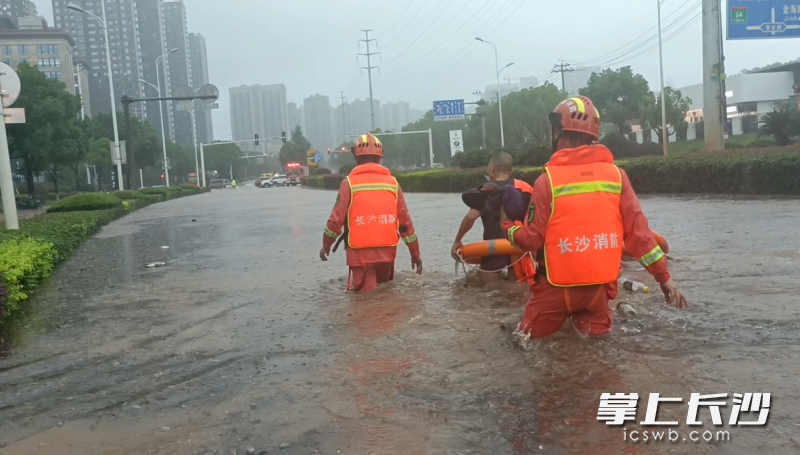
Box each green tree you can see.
[86,138,111,190]
[6,63,85,196]
[758,105,800,146]
[643,86,692,145]
[279,127,313,165]
[203,142,244,179]
[90,112,161,187]
[580,66,653,133]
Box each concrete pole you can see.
[156,55,170,187]
[481,113,487,149]
[200,143,206,187]
[0,100,19,229]
[657,0,669,157]
[189,108,199,184]
[428,128,434,168]
[139,168,143,189]
[101,0,124,190]
[702,0,724,152]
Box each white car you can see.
[262,175,288,187]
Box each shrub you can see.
[311,167,332,175]
[452,150,492,169]
[601,133,642,159]
[339,163,357,174]
[139,187,170,195]
[113,190,147,200]
[143,194,162,203]
[511,144,552,167]
[47,193,123,213]
[16,183,49,196]
[0,238,56,320]
[747,138,776,149]
[638,141,664,156]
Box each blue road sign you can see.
[433,99,466,121]
[314,151,321,163]
[727,0,800,40]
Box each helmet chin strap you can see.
[548,112,563,152]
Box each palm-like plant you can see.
[758,105,800,146]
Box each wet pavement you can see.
[1,187,799,454]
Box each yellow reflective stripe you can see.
[360,134,368,143]
[402,233,417,244]
[552,180,622,198]
[526,203,535,224]
[350,183,397,193]
[507,225,520,249]
[324,227,338,239]
[570,97,586,114]
[638,245,666,267]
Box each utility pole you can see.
[358,29,380,131]
[702,0,725,151]
[339,91,347,143]
[551,60,574,92]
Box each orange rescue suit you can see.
[346,163,401,249]
[542,158,624,287]
[511,179,536,283]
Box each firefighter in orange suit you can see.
[501,96,688,338]
[320,133,423,291]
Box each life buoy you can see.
[459,239,523,264]
[622,230,670,258]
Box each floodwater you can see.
[1,186,799,455]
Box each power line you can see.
[389,0,469,61]
[381,0,421,39]
[357,29,380,131]
[380,0,435,50]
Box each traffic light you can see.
[341,146,346,153]
[254,134,259,146]
[160,173,165,180]
[281,131,287,143]
[327,148,331,155]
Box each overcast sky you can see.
[36,0,799,139]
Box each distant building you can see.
[519,76,539,90]
[381,101,411,132]
[0,0,36,18]
[53,0,146,119]
[303,94,333,151]
[409,108,425,124]
[164,0,193,147]
[286,101,304,132]
[135,0,172,140]
[482,83,518,102]
[349,98,380,134]
[188,32,213,143]
[230,84,287,153]
[677,71,796,138]
[0,17,79,96]
[563,66,593,96]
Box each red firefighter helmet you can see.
[548,96,601,141]
[353,133,383,158]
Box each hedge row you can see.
[0,185,210,324]
[303,148,800,195]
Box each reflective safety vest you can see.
[542,145,623,287]
[514,179,533,195]
[346,163,400,249]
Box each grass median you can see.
[304,146,800,195]
[0,186,210,325]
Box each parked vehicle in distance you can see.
[432,163,444,169]
[262,174,288,187]
[209,179,230,189]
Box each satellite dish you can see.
[198,84,219,104]
[0,62,22,108]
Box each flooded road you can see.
[1,187,799,454]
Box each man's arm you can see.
[502,174,551,252]
[320,180,350,258]
[619,170,670,284]
[451,209,480,260]
[397,187,420,258]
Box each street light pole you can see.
[68,1,124,190]
[476,37,506,147]
[155,48,178,187]
[657,0,669,157]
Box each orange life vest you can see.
[543,145,623,287]
[346,163,400,249]
[510,179,536,283]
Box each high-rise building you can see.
[0,0,37,18]
[564,67,593,96]
[381,101,410,132]
[303,94,333,151]
[409,109,425,124]
[188,32,213,143]
[230,84,287,153]
[134,0,172,141]
[52,0,145,118]
[349,98,380,135]
[482,83,519,102]
[286,102,304,132]
[519,76,539,90]
[0,17,77,93]
[163,0,192,146]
